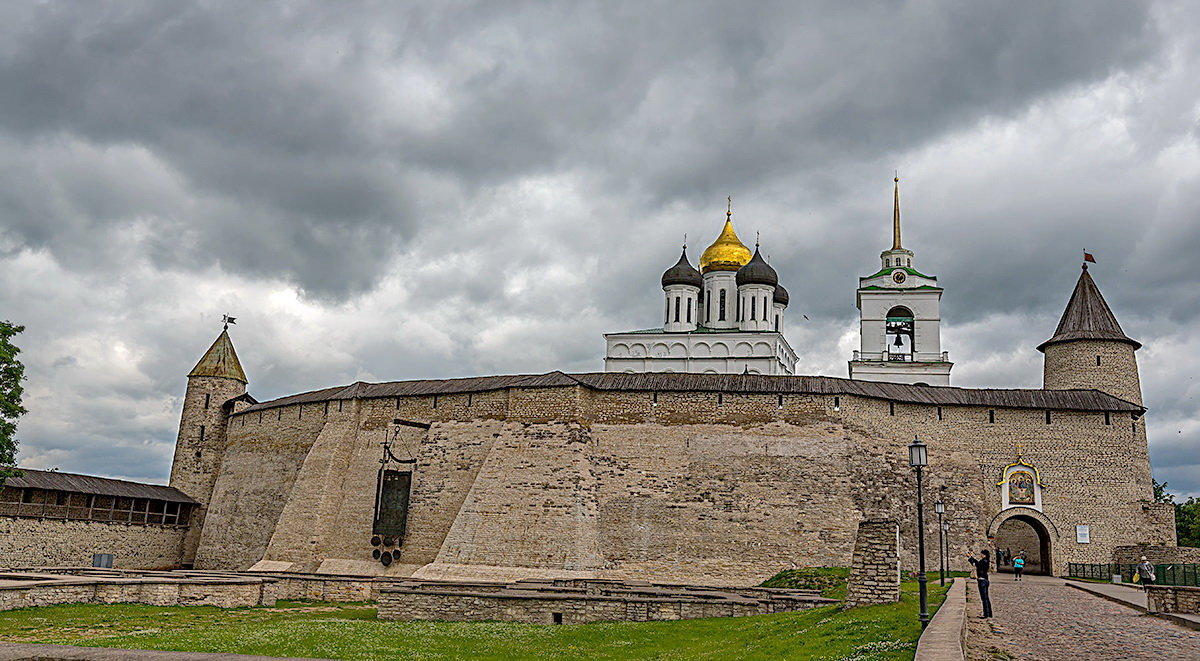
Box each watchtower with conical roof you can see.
[169,326,252,564]
[1039,264,1142,406]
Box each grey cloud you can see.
[1,1,1198,499]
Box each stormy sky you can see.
[3,1,1198,497]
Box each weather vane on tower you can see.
[222,314,237,331]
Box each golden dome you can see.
[699,216,752,273]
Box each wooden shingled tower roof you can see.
[188,329,248,383]
[1037,266,1140,352]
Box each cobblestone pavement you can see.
[963,574,1200,660]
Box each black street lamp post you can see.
[908,436,930,628]
[935,496,946,587]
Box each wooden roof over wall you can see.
[239,371,1143,415]
[3,468,198,504]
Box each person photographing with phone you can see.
[968,549,994,618]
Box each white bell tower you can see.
[848,177,952,385]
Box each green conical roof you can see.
[188,329,248,383]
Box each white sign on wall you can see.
[1076,525,1090,544]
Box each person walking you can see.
[1136,556,1156,590]
[1012,554,1025,581]
[968,549,994,618]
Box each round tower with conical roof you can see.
[1039,264,1143,406]
[169,325,251,565]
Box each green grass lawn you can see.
[0,582,949,660]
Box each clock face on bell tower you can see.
[892,270,906,284]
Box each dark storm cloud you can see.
[0,0,1157,299]
[2,1,1198,497]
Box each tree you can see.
[0,321,25,487]
[1154,478,1175,504]
[1178,497,1200,548]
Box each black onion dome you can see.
[773,283,789,307]
[735,247,778,287]
[661,249,702,289]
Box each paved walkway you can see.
[964,575,1200,660]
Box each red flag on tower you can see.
[1083,252,1096,264]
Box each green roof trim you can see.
[861,266,936,280]
[858,285,942,292]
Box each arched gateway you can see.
[988,507,1057,575]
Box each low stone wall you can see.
[844,519,900,608]
[377,579,835,624]
[1113,544,1200,566]
[0,573,272,611]
[1146,585,1200,614]
[379,590,760,624]
[0,517,187,570]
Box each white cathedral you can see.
[604,179,952,385]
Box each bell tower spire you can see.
[892,175,903,250]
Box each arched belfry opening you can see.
[992,512,1053,575]
[885,306,914,361]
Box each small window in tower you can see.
[468,393,473,407]
[833,396,841,410]
[889,402,895,416]
[751,297,756,320]
[278,408,282,420]
[433,395,439,409]
[1045,410,1052,425]
[1096,355,1102,366]
[719,290,727,321]
[706,292,711,321]
[764,296,768,318]
[395,398,401,410]
[885,258,890,267]
[198,425,205,444]
[777,394,783,408]
[665,299,670,324]
[1104,411,1111,425]
[652,392,658,404]
[203,393,210,410]
[718,393,724,406]
[988,410,995,423]
[298,404,302,419]
[937,406,943,420]
[323,401,329,416]
[775,315,780,332]
[674,296,681,323]
[687,299,692,323]
[338,400,343,413]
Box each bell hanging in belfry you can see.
[893,334,904,347]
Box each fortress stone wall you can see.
[186,375,1169,585]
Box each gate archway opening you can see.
[993,514,1052,575]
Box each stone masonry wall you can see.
[191,381,1168,584]
[844,519,900,608]
[1043,340,1142,406]
[1146,585,1200,615]
[1113,544,1200,566]
[170,374,246,564]
[0,517,187,569]
[376,590,763,624]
